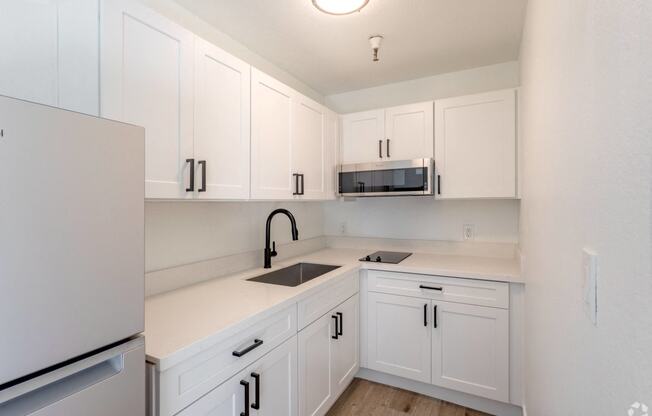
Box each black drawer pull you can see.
[336,312,343,336]
[423,303,428,327]
[186,158,195,192]
[240,380,249,416]
[233,339,263,357]
[251,372,260,410]
[332,315,339,340]
[419,285,443,291]
[434,304,438,329]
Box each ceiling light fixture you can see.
[312,0,370,15]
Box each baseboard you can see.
[356,368,523,416]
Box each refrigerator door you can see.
[0,96,145,386]
[0,337,145,416]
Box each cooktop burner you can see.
[359,251,412,264]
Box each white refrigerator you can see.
[0,96,146,415]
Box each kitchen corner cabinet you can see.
[434,89,517,199]
[101,0,194,199]
[298,294,359,416]
[0,0,99,115]
[340,102,433,164]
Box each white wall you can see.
[145,201,324,272]
[325,61,519,113]
[519,1,652,415]
[323,198,519,243]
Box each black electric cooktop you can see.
[359,251,412,264]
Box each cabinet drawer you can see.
[298,270,359,330]
[367,270,508,309]
[157,305,297,416]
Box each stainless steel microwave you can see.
[339,158,434,197]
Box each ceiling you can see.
[173,0,528,95]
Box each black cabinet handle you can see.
[332,315,339,340]
[198,160,206,192]
[299,174,305,195]
[186,158,195,192]
[336,312,343,336]
[240,380,250,416]
[386,139,390,158]
[419,285,443,291]
[378,140,383,158]
[232,339,263,357]
[423,303,428,327]
[437,174,441,195]
[434,305,438,328]
[250,372,260,410]
[293,174,299,195]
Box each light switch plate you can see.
[582,248,598,325]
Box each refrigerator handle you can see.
[0,338,142,411]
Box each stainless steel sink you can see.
[247,263,341,287]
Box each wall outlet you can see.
[582,248,598,325]
[340,221,347,235]
[463,224,475,240]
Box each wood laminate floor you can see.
[326,379,493,416]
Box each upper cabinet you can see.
[292,95,328,200]
[101,0,194,199]
[434,89,517,199]
[341,102,433,164]
[193,37,251,200]
[0,0,99,115]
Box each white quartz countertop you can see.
[144,248,521,370]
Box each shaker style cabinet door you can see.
[340,109,385,164]
[431,301,509,402]
[101,0,194,199]
[249,337,298,416]
[434,89,517,199]
[250,68,295,200]
[0,0,99,115]
[331,295,359,394]
[194,37,251,200]
[298,312,335,416]
[366,292,432,383]
[384,101,433,160]
[292,95,327,199]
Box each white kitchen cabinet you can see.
[298,294,359,416]
[178,336,297,416]
[250,68,295,200]
[298,312,334,416]
[101,0,194,199]
[324,109,340,199]
[193,37,251,200]
[432,301,509,402]
[0,0,99,115]
[434,89,517,199]
[292,95,327,199]
[332,294,359,393]
[384,102,434,160]
[340,109,385,164]
[366,292,432,383]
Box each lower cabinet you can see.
[177,335,298,416]
[366,274,510,403]
[298,294,359,416]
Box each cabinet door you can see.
[250,337,298,416]
[0,0,99,115]
[251,68,294,200]
[101,0,194,199]
[384,101,433,160]
[292,96,326,199]
[367,293,431,383]
[432,301,509,402]
[340,109,385,164]
[298,312,335,416]
[332,295,359,394]
[177,368,246,416]
[324,109,339,199]
[434,89,516,199]
[194,37,251,200]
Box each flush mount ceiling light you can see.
[312,0,370,15]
